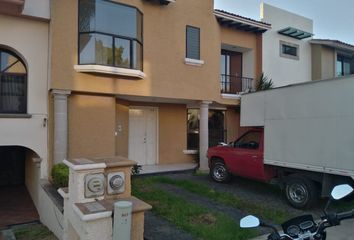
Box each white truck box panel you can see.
[241,75,354,177]
[240,91,265,127]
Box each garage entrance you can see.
[0,146,39,229]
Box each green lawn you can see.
[133,177,258,240]
[13,224,57,240]
[138,176,290,224]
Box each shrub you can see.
[51,163,69,188]
[131,164,142,175]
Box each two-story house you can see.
[0,0,50,228]
[49,0,270,172]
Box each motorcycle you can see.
[240,184,354,240]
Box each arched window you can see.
[0,49,27,114]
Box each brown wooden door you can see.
[230,52,242,93]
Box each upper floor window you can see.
[336,55,352,77]
[0,49,27,114]
[279,40,299,60]
[186,26,200,60]
[79,0,143,70]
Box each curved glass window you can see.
[0,49,27,114]
[79,0,143,71]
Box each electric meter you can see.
[107,172,125,194]
[84,173,105,198]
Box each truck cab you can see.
[207,128,276,182]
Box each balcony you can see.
[220,74,253,95]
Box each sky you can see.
[214,0,354,45]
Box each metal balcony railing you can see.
[220,74,253,94]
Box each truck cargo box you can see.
[240,75,354,178]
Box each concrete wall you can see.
[261,3,312,87]
[0,13,49,177]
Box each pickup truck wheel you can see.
[285,177,318,209]
[210,160,231,183]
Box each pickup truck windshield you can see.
[234,131,260,149]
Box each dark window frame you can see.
[186,25,200,60]
[78,0,144,71]
[0,49,27,114]
[336,55,352,76]
[279,40,299,60]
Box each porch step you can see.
[137,163,198,175]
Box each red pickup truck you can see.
[207,128,351,209]
[208,128,276,183]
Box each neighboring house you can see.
[49,0,270,171]
[261,3,313,87]
[0,0,50,226]
[311,39,354,80]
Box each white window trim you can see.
[74,65,146,79]
[184,58,205,66]
[221,93,241,99]
[183,149,198,155]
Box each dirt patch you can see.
[191,213,216,225]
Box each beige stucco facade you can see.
[49,0,265,168]
[311,45,336,81]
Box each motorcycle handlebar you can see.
[336,210,354,222]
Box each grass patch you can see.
[146,176,290,224]
[133,177,258,240]
[13,224,57,240]
[330,196,354,212]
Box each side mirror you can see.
[240,215,260,228]
[331,184,353,200]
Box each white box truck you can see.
[207,75,354,208]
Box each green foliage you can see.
[132,177,257,240]
[143,176,290,225]
[131,164,142,175]
[256,73,274,91]
[51,163,69,188]
[14,224,57,240]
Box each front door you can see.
[128,107,158,165]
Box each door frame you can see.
[128,106,159,165]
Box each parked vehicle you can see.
[240,184,354,240]
[208,76,354,209]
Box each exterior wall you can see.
[261,3,313,87]
[158,104,192,164]
[50,0,261,106]
[25,150,41,210]
[68,94,116,158]
[311,45,335,80]
[50,0,263,166]
[22,0,50,19]
[0,13,49,177]
[226,108,251,142]
[115,101,130,157]
[321,47,335,80]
